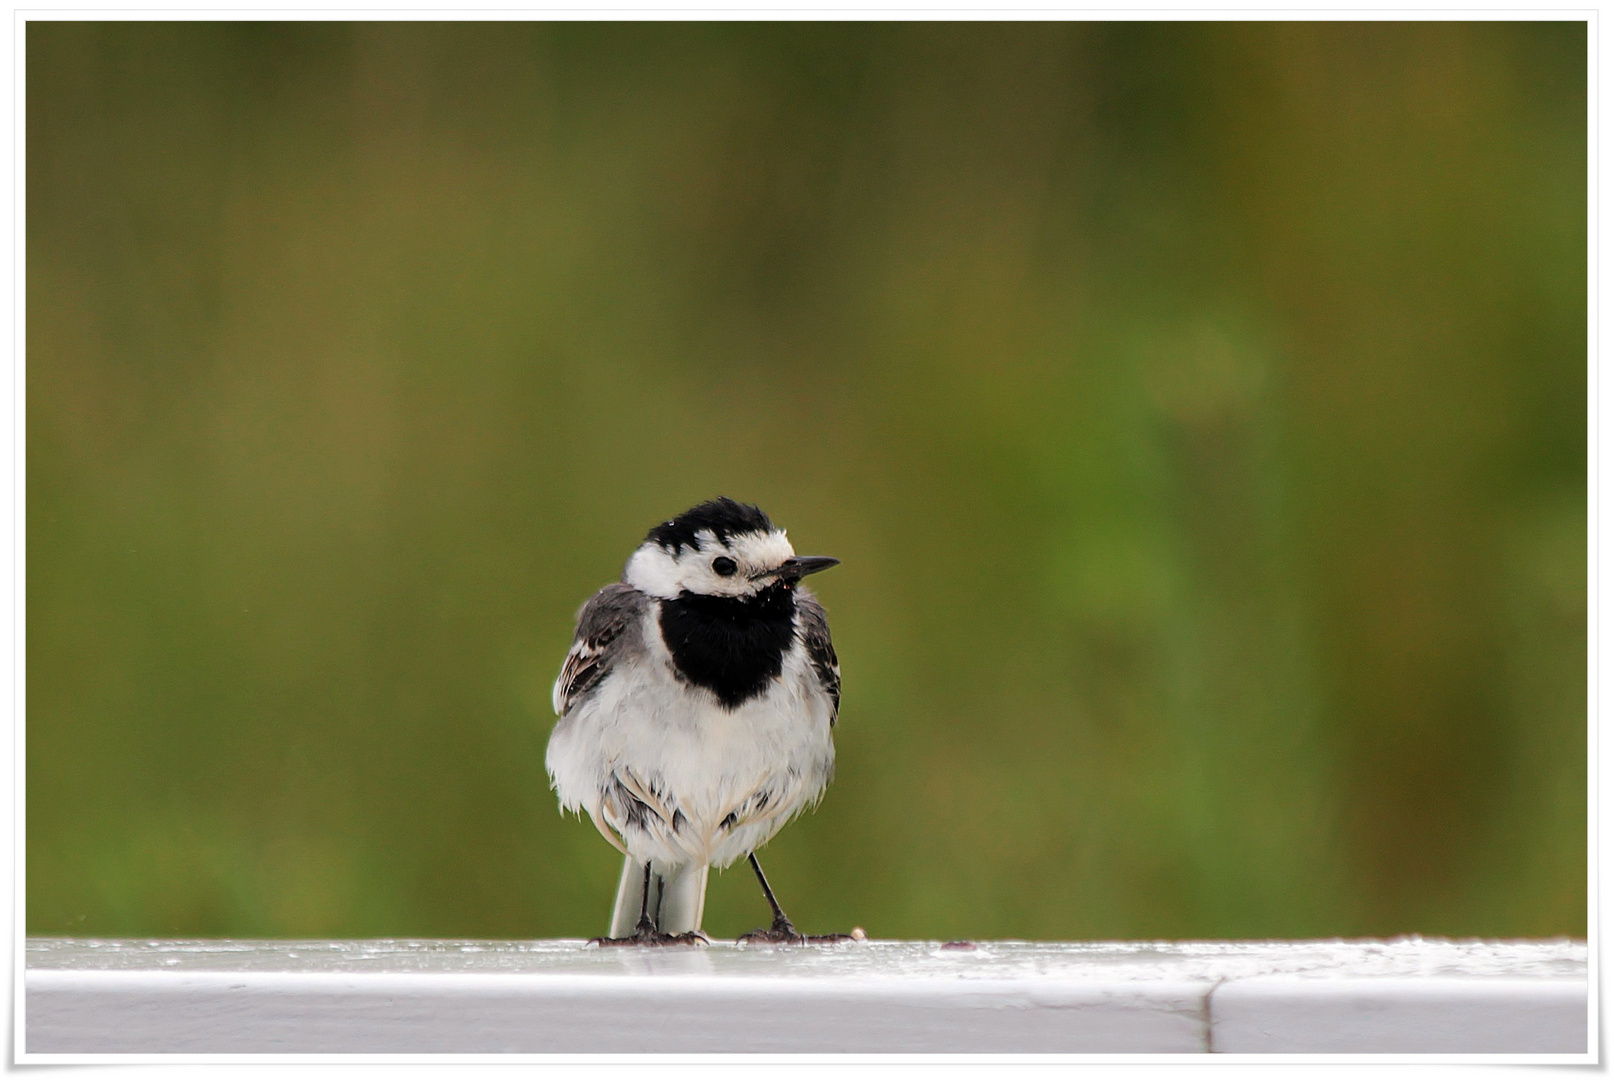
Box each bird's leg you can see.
[740,852,800,942]
[737,852,852,945]
[633,861,658,936]
[590,863,706,947]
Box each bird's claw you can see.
[589,920,709,948]
[737,917,852,945]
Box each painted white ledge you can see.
[24,937,1588,1056]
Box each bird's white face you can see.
[624,528,797,600]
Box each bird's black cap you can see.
[647,497,775,553]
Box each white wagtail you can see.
[546,497,846,945]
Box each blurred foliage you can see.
[27,22,1585,941]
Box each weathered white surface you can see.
[1211,977,1589,1053]
[23,937,1588,1055]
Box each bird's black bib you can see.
[658,585,796,709]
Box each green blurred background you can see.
[27,21,1585,941]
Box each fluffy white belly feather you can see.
[546,611,836,870]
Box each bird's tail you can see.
[609,855,709,938]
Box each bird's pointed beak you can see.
[755,555,840,583]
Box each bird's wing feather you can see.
[796,591,841,725]
[614,767,677,829]
[553,583,649,716]
[587,803,628,854]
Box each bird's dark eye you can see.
[712,556,738,577]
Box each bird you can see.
[546,497,846,945]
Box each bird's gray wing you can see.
[796,591,840,725]
[553,583,649,716]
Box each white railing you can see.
[23,936,1589,1057]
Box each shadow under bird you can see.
[546,498,848,945]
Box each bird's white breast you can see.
[545,604,836,869]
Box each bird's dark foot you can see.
[589,915,708,947]
[738,913,802,944]
[589,929,708,947]
[737,916,852,945]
